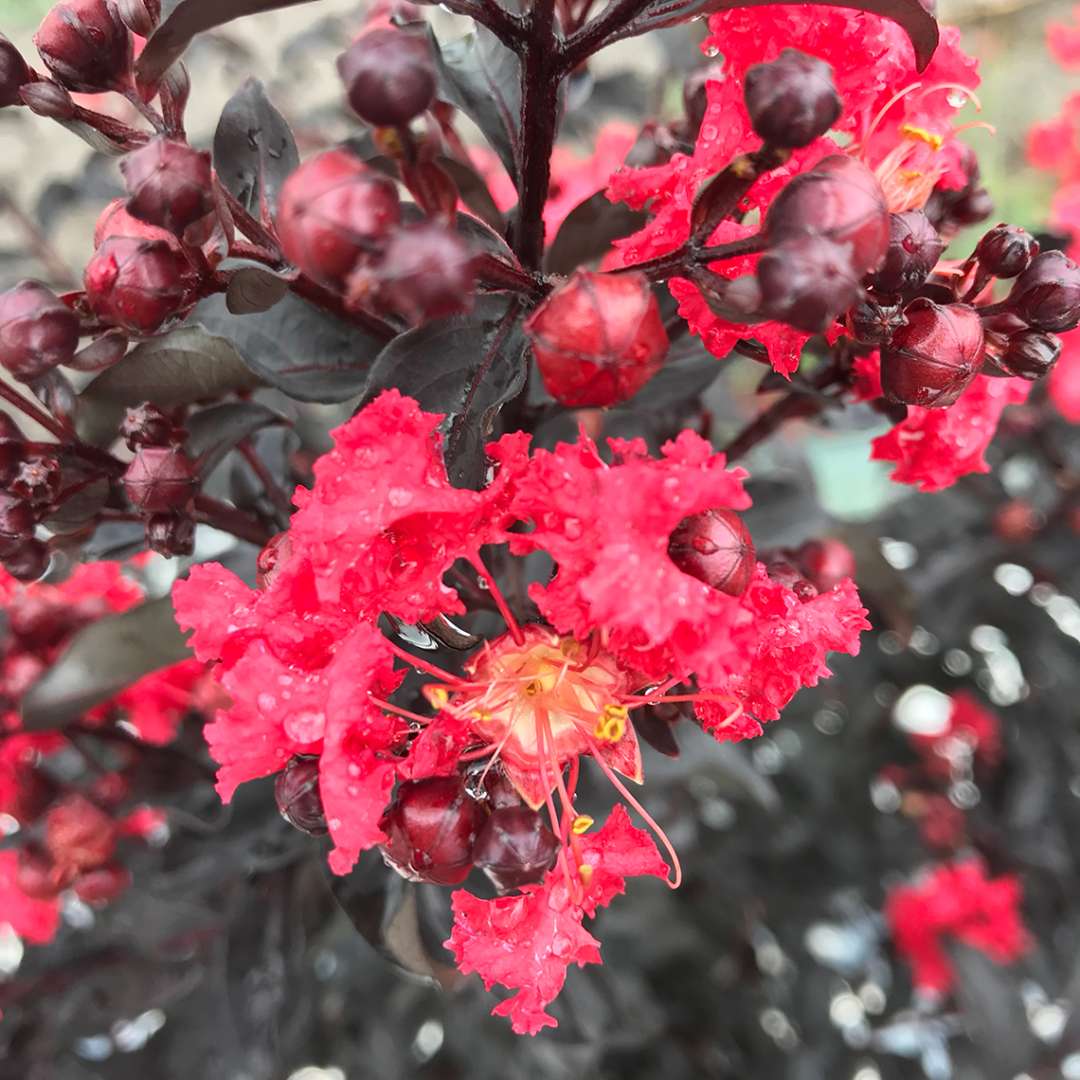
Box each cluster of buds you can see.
[0,413,56,581]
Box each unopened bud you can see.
[743,48,840,149]
[337,27,436,128]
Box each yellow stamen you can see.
[572,814,594,835]
[899,123,944,150]
[472,710,492,724]
[593,703,628,742]
[578,863,594,885]
[423,685,449,710]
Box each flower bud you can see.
[668,507,755,597]
[756,234,860,333]
[524,270,668,407]
[0,494,36,558]
[11,456,61,508]
[379,775,483,886]
[743,48,840,149]
[765,558,818,601]
[84,236,192,334]
[19,79,75,119]
[975,224,1038,279]
[996,330,1061,380]
[45,794,117,873]
[0,281,80,381]
[792,538,856,592]
[848,298,907,346]
[473,807,558,893]
[277,149,401,288]
[35,0,132,93]
[950,185,994,227]
[16,848,65,899]
[367,222,476,325]
[120,402,176,450]
[0,35,31,108]
[122,445,196,514]
[94,196,180,248]
[146,511,195,557]
[120,137,214,236]
[274,756,328,836]
[337,27,436,128]
[881,299,985,408]
[869,211,944,295]
[73,863,131,904]
[4,538,50,581]
[764,155,889,276]
[1005,250,1080,333]
[114,0,159,35]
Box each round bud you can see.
[277,149,401,288]
[473,807,559,893]
[975,224,1038,279]
[743,48,840,149]
[756,234,860,333]
[120,138,214,236]
[997,330,1061,381]
[0,281,80,381]
[792,538,856,592]
[120,402,175,450]
[1005,250,1080,333]
[367,222,476,325]
[764,558,819,602]
[0,34,31,108]
[73,863,131,904]
[94,197,181,249]
[764,155,890,276]
[10,456,61,508]
[4,538,50,581]
[0,494,36,558]
[849,298,907,346]
[524,270,668,406]
[950,186,994,227]
[123,445,196,514]
[337,27,436,128]
[19,79,75,119]
[146,511,195,557]
[45,793,117,872]
[668,507,755,597]
[274,756,328,836]
[869,211,944,295]
[379,776,483,886]
[84,236,192,334]
[881,299,985,408]
[481,767,524,811]
[35,0,133,93]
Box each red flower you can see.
[0,849,60,944]
[1048,6,1080,70]
[886,859,1029,994]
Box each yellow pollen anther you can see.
[524,679,542,696]
[472,710,492,723]
[593,703,628,743]
[578,863,594,884]
[572,814,594,835]
[424,686,449,710]
[899,123,944,150]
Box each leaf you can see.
[361,298,529,487]
[224,264,291,315]
[619,338,720,411]
[212,78,300,217]
[21,599,192,731]
[136,0,323,88]
[545,191,648,275]
[185,402,288,477]
[437,155,505,232]
[77,326,263,445]
[435,26,522,184]
[191,292,384,403]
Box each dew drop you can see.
[284,710,326,744]
[387,487,413,508]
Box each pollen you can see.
[572,814,594,835]
[593,703,628,743]
[899,123,944,151]
[577,863,594,885]
[424,685,449,710]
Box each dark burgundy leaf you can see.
[185,401,288,478]
[545,191,648,275]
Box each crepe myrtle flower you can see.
[174,390,868,1033]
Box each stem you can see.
[441,0,527,48]
[121,88,168,135]
[238,441,294,522]
[560,0,655,71]
[0,189,78,288]
[0,379,70,442]
[192,494,272,547]
[615,233,768,283]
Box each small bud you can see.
[84,236,192,334]
[743,48,840,149]
[45,793,117,873]
[1005,250,1080,333]
[0,34,31,108]
[35,0,133,93]
[120,402,176,450]
[848,298,907,346]
[0,281,80,381]
[950,185,994,227]
[975,224,1038,279]
[337,27,436,128]
[121,137,214,235]
[366,222,476,325]
[765,558,819,601]
[379,776,483,886]
[668,507,755,597]
[274,756,328,835]
[114,0,159,35]
[765,155,890,277]
[792,538,856,592]
[881,299,985,408]
[996,330,1061,380]
[146,511,195,557]
[473,807,559,893]
[73,863,131,904]
[756,234,860,333]
[94,196,181,248]
[524,270,668,407]
[123,445,196,514]
[4,538,50,581]
[481,767,524,810]
[869,211,944,295]
[19,79,75,119]
[277,149,401,288]
[10,456,61,507]
[0,494,36,558]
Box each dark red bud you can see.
[1005,250,1080,333]
[337,27,436,127]
[94,196,182,248]
[668,507,755,597]
[379,776,483,886]
[848,298,907,345]
[121,137,214,235]
[274,756,328,836]
[146,511,195,557]
[10,456,62,507]
[792,538,856,592]
[19,79,75,119]
[473,807,559,893]
[45,794,117,872]
[120,402,176,450]
[765,558,819,601]
[524,270,668,406]
[481,767,524,810]
[3,538,49,581]
[84,236,192,334]
[0,34,31,107]
[743,48,840,149]
[16,848,65,899]
[277,149,401,288]
[34,0,133,93]
[73,863,131,904]
[756,234,860,333]
[996,330,1061,380]
[950,186,994,227]
[122,445,196,514]
[0,281,80,381]
[975,223,1038,279]
[114,0,159,35]
[881,299,985,408]
[869,211,944,295]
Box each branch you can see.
[560,0,656,70]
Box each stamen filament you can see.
[470,555,525,646]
